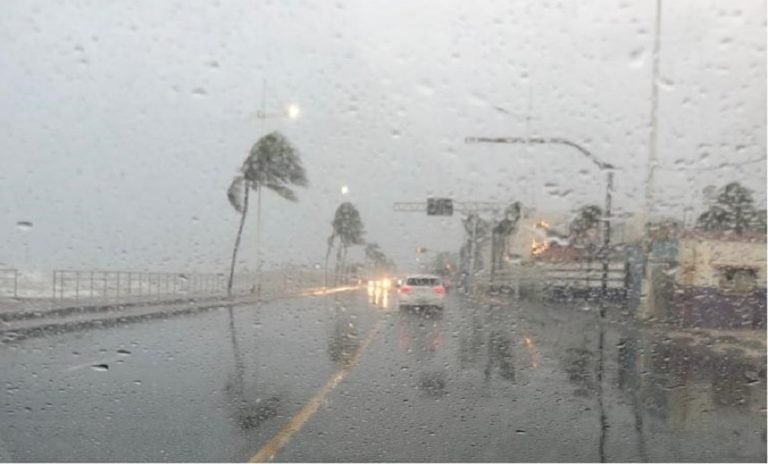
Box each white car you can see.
[397,275,446,309]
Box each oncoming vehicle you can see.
[397,275,446,309]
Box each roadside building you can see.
[642,226,766,329]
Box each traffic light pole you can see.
[392,200,506,293]
[468,214,479,292]
[464,136,615,298]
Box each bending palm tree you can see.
[227,132,308,296]
[325,202,365,287]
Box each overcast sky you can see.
[1,0,765,274]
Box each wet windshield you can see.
[1,1,766,462]
[406,278,440,287]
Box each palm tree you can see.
[325,202,365,286]
[364,242,381,265]
[226,132,308,296]
[364,242,392,278]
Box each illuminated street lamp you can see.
[256,103,302,120]
[287,104,301,120]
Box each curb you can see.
[0,287,358,344]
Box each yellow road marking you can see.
[249,317,385,463]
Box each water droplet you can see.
[628,48,645,68]
[658,77,675,91]
[16,221,33,231]
[91,364,109,372]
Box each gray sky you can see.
[1,0,765,273]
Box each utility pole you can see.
[468,214,479,290]
[601,172,614,297]
[644,0,663,224]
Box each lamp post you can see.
[251,80,301,299]
[256,103,301,121]
[464,136,615,297]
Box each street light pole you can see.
[468,214,479,292]
[250,79,301,299]
[644,0,663,224]
[601,171,614,297]
[464,136,615,297]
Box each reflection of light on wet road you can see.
[522,335,542,368]
[300,285,359,296]
[368,285,390,310]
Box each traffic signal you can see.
[427,197,453,216]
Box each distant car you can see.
[397,274,446,309]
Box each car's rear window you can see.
[406,278,439,287]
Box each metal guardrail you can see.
[0,269,18,298]
[51,270,228,301]
[49,269,327,301]
[489,259,630,300]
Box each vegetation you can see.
[568,205,603,247]
[226,132,308,295]
[696,182,766,234]
[364,242,395,277]
[459,213,491,273]
[431,251,458,277]
[325,202,366,286]
[492,202,522,270]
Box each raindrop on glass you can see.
[16,221,33,231]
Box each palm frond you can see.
[265,182,298,202]
[227,176,246,213]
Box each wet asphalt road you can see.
[0,288,765,462]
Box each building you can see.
[641,228,766,329]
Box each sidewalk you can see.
[471,291,766,360]
[0,285,301,318]
[649,323,767,359]
[0,294,222,314]
[1,295,255,340]
[1,285,361,343]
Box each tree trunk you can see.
[324,239,334,289]
[341,246,348,284]
[255,185,262,297]
[227,183,250,296]
[335,245,343,285]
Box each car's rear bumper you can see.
[398,295,445,307]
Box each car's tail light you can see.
[433,285,446,295]
[399,285,411,294]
